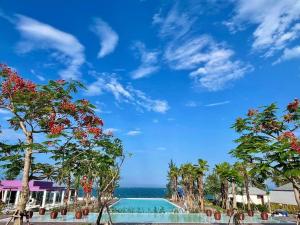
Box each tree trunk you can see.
[64,174,71,208]
[14,133,33,225]
[232,181,237,209]
[174,177,178,202]
[224,180,229,210]
[244,174,251,210]
[197,175,204,211]
[291,180,300,207]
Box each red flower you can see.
[287,99,299,112]
[50,124,64,135]
[247,109,257,117]
[56,80,65,84]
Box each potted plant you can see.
[83,207,89,216]
[214,211,221,220]
[60,207,68,215]
[227,209,233,216]
[50,208,58,219]
[205,209,212,217]
[39,208,46,215]
[247,209,254,217]
[75,206,83,219]
[237,211,245,220]
[261,211,268,220]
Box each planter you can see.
[75,210,82,219]
[261,212,268,220]
[61,208,68,215]
[25,211,33,219]
[248,210,254,217]
[227,209,233,216]
[237,213,245,220]
[205,209,212,217]
[214,211,221,220]
[50,211,58,219]
[83,208,89,216]
[39,208,46,215]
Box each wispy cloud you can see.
[204,100,230,107]
[103,128,119,135]
[130,41,160,79]
[126,129,142,136]
[153,4,252,91]
[31,69,45,81]
[156,146,166,151]
[185,101,198,107]
[85,71,169,113]
[91,18,119,58]
[229,0,300,60]
[14,15,85,80]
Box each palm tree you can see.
[195,159,208,211]
[215,162,231,209]
[168,160,180,202]
[180,163,196,210]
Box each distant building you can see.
[269,183,297,205]
[228,186,269,205]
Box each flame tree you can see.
[0,64,103,224]
[231,99,300,207]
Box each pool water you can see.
[9,212,291,223]
[110,198,182,213]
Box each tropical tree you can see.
[195,159,208,211]
[0,64,103,224]
[231,100,300,207]
[215,162,231,209]
[179,163,196,210]
[167,160,180,202]
[204,170,221,201]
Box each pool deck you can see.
[0,223,297,225]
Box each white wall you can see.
[270,191,297,205]
[229,194,269,205]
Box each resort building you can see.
[0,180,74,210]
[269,183,297,205]
[228,186,269,205]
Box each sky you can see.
[0,0,299,187]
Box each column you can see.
[52,191,57,206]
[60,191,65,205]
[14,191,20,206]
[3,190,8,203]
[42,190,47,208]
[68,190,72,204]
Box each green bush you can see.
[270,203,298,214]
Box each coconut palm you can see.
[179,163,196,210]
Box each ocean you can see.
[81,187,167,198]
[114,187,167,198]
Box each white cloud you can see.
[154,5,251,91]
[91,18,118,58]
[230,0,300,59]
[103,128,119,135]
[156,146,166,151]
[85,71,169,113]
[15,15,85,80]
[276,45,300,63]
[185,101,198,107]
[164,35,252,91]
[204,100,230,107]
[130,41,159,79]
[126,129,141,136]
[31,69,45,81]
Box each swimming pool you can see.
[110,198,183,213]
[6,212,292,223]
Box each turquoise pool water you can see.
[6,212,291,223]
[110,198,182,213]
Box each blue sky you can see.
[0,0,299,187]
